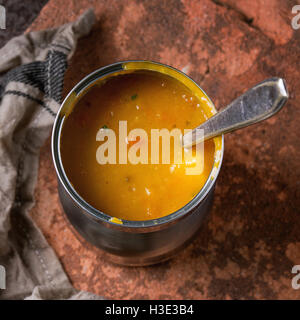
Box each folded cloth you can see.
[0,8,102,300]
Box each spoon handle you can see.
[182,77,288,147]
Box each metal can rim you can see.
[51,60,224,230]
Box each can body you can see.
[58,180,215,266]
[52,61,224,266]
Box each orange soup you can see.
[60,70,215,221]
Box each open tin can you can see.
[52,61,224,266]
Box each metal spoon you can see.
[182,78,288,148]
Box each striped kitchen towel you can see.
[0,8,102,300]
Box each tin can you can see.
[52,61,224,266]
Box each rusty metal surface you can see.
[29,0,300,299]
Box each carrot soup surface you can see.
[60,70,215,221]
